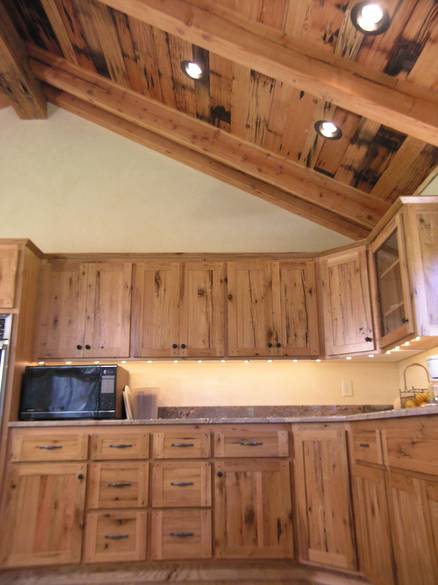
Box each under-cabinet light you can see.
[267,359,273,363]
[346,356,352,360]
[173,360,179,364]
[94,361,100,364]
[65,361,72,365]
[351,2,390,35]
[37,361,45,365]
[220,359,226,363]
[146,360,153,364]
[244,360,250,364]
[368,354,375,358]
[415,336,421,342]
[292,359,298,363]
[316,359,321,363]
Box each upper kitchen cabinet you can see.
[369,201,438,349]
[227,260,320,357]
[132,261,225,358]
[35,261,132,359]
[0,244,19,309]
[319,247,374,356]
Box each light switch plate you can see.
[341,379,353,397]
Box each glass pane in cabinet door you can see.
[375,230,407,337]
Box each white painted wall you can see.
[0,105,351,253]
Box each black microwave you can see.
[19,365,128,420]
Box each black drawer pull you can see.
[105,534,129,541]
[359,443,370,449]
[170,531,194,538]
[109,444,133,449]
[238,440,263,447]
[37,445,63,450]
[171,442,194,448]
[170,481,194,487]
[107,482,132,488]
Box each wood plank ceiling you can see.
[2,0,438,239]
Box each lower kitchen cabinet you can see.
[151,509,212,560]
[0,462,87,567]
[293,425,356,571]
[214,459,293,559]
[84,510,147,563]
[351,464,396,585]
[386,471,438,585]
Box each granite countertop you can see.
[8,404,438,427]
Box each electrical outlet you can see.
[341,379,353,397]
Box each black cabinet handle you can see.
[401,318,409,324]
[217,471,224,478]
[170,531,194,538]
[180,343,187,349]
[170,481,194,487]
[37,444,62,450]
[105,534,129,541]
[109,443,133,449]
[85,344,91,350]
[267,342,273,348]
[364,336,373,342]
[238,439,263,447]
[107,482,132,488]
[78,473,85,480]
[276,342,281,348]
[172,343,179,349]
[359,443,370,449]
[171,442,194,448]
[76,344,83,350]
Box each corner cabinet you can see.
[131,261,225,357]
[319,247,374,356]
[227,260,319,357]
[34,261,132,358]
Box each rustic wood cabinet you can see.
[214,459,293,559]
[34,261,132,358]
[319,247,374,356]
[293,424,356,570]
[132,261,225,357]
[0,462,87,567]
[0,244,19,308]
[227,260,319,357]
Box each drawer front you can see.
[84,510,147,563]
[152,462,211,508]
[91,433,149,460]
[214,429,289,457]
[382,419,438,476]
[10,431,88,462]
[88,462,149,509]
[151,509,212,560]
[152,432,210,459]
[350,428,383,466]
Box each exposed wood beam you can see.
[29,48,389,230]
[0,3,46,119]
[44,86,368,240]
[96,0,438,147]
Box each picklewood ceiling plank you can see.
[44,85,369,240]
[0,3,46,119]
[29,47,389,230]
[95,0,438,147]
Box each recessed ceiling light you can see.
[314,120,343,140]
[181,60,204,80]
[351,2,390,35]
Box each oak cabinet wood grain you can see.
[88,462,149,509]
[151,509,212,560]
[151,461,211,508]
[214,459,293,559]
[90,432,149,461]
[152,430,210,459]
[0,462,87,567]
[132,261,225,357]
[293,424,356,570]
[34,261,132,358]
[10,430,88,462]
[319,247,374,356]
[213,428,289,458]
[351,464,396,585]
[0,244,19,308]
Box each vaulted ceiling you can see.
[1,0,437,239]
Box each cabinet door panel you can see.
[151,510,212,560]
[227,261,277,357]
[0,463,86,567]
[0,244,19,308]
[152,462,211,508]
[278,261,319,356]
[180,262,225,357]
[131,262,180,357]
[320,247,374,356]
[351,465,395,585]
[34,262,88,358]
[387,472,438,585]
[293,425,356,570]
[214,459,293,559]
[84,262,132,357]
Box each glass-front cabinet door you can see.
[370,215,414,349]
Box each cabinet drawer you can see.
[90,432,149,460]
[214,429,289,457]
[152,431,210,459]
[350,427,383,466]
[382,418,438,476]
[151,509,212,560]
[88,462,149,509]
[152,462,211,508]
[84,510,147,563]
[10,431,88,462]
